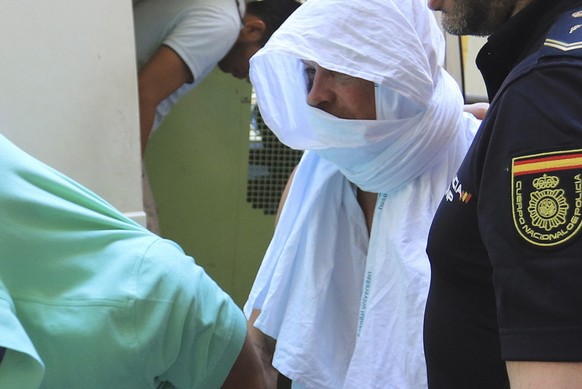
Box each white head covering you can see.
[246,0,480,388]
[250,0,468,194]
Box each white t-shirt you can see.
[134,0,244,130]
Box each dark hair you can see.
[246,0,302,45]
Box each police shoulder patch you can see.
[512,149,582,247]
[542,6,582,57]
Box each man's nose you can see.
[306,72,333,108]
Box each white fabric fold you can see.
[250,0,469,194]
[245,151,368,388]
[343,113,478,389]
[245,115,477,388]
[245,0,481,387]
[315,71,465,193]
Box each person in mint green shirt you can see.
[0,133,264,388]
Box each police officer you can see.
[424,0,582,387]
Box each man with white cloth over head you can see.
[244,0,484,388]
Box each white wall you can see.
[0,0,144,224]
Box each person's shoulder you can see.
[134,237,212,303]
[540,6,582,60]
[503,6,582,93]
[141,237,191,270]
[139,237,223,294]
[179,0,241,18]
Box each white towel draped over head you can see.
[250,0,469,194]
[245,0,480,388]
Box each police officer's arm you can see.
[507,361,582,388]
[137,45,192,155]
[221,328,267,389]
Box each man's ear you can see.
[239,18,266,43]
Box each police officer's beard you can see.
[441,0,514,37]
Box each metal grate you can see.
[247,103,303,215]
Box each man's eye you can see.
[330,71,353,83]
[305,67,315,91]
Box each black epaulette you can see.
[541,6,582,58]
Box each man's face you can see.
[304,62,376,120]
[218,40,262,81]
[428,0,523,36]
[218,14,266,80]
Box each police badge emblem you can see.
[512,150,582,247]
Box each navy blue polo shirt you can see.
[424,1,582,388]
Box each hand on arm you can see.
[137,45,193,155]
[507,361,582,388]
[463,102,489,120]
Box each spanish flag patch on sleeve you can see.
[512,149,582,247]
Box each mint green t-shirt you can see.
[0,133,246,388]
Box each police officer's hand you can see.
[464,102,489,120]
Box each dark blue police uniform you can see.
[424,0,582,387]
